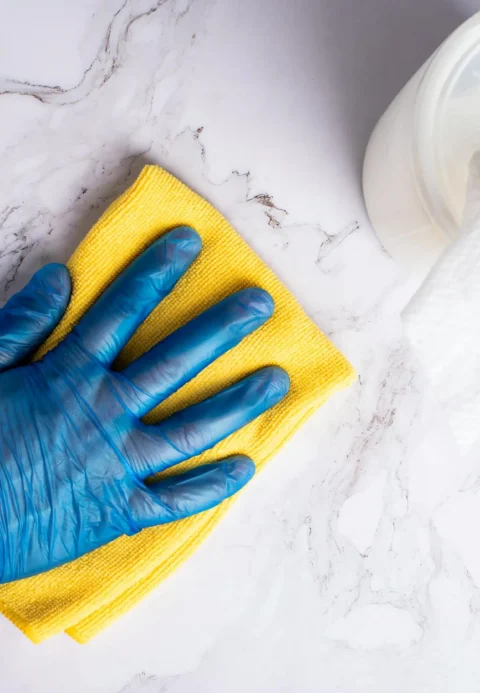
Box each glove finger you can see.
[128,366,289,478]
[0,263,71,372]
[71,227,201,365]
[121,287,274,417]
[132,455,255,528]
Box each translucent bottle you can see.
[363,13,480,289]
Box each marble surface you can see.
[1,1,480,691]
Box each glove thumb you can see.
[0,263,71,371]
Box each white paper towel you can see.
[404,152,480,453]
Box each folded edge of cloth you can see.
[0,165,355,643]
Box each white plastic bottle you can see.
[363,12,480,288]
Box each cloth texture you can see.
[0,165,354,643]
[404,153,480,453]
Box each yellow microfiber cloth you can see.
[0,165,354,643]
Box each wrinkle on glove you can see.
[0,166,355,643]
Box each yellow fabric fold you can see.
[0,166,355,643]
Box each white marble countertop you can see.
[2,1,480,691]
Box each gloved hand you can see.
[0,226,289,583]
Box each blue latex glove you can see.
[0,227,289,582]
